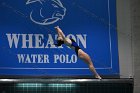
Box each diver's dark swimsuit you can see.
[70,38,81,56]
[55,38,81,56]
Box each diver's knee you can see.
[89,64,93,69]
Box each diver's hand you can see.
[55,26,59,29]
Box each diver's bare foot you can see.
[95,75,102,80]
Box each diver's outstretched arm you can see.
[55,26,65,40]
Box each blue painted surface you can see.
[0,0,119,76]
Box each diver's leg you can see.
[78,49,102,79]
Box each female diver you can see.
[54,26,102,79]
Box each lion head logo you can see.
[26,0,66,25]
